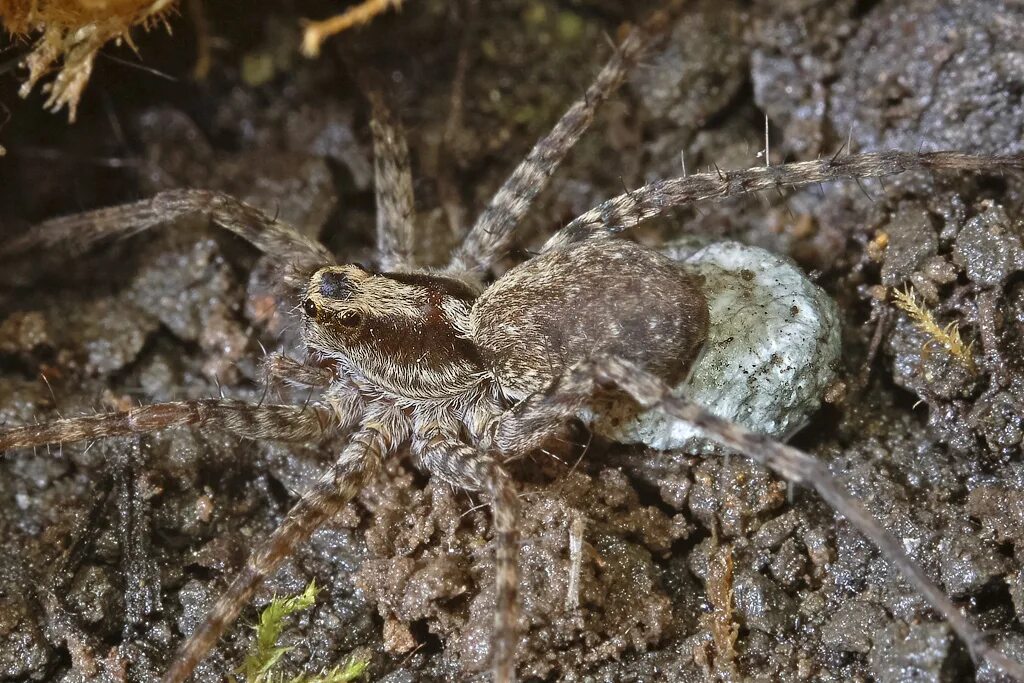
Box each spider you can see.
[2,5,1024,682]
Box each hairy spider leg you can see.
[0,189,334,294]
[446,3,681,274]
[491,355,1024,682]
[413,420,520,683]
[261,352,338,391]
[162,426,389,683]
[367,89,418,271]
[543,151,1024,250]
[0,400,337,452]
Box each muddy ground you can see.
[2,0,1024,681]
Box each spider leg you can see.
[162,425,387,683]
[415,427,519,683]
[0,189,334,292]
[261,352,337,389]
[367,89,418,271]
[0,399,337,452]
[543,151,1024,250]
[492,356,1024,681]
[446,4,680,274]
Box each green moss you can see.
[238,580,369,683]
[556,11,585,42]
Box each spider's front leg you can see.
[491,357,1024,681]
[261,352,337,390]
[0,399,336,452]
[0,189,334,292]
[446,4,680,274]
[544,151,1024,249]
[414,422,520,683]
[162,425,388,683]
[367,89,417,272]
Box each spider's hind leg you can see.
[414,427,520,683]
[0,399,336,452]
[162,426,387,683]
[493,355,1024,681]
[0,189,334,293]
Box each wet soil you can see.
[2,0,1024,681]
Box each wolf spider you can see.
[3,5,1024,682]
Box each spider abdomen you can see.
[470,238,709,399]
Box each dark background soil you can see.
[2,1,1024,681]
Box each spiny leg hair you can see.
[261,352,337,391]
[414,423,520,682]
[544,150,1024,251]
[4,2,1024,680]
[367,88,418,272]
[446,2,683,274]
[162,427,388,683]
[0,188,335,294]
[0,400,338,452]
[489,356,1024,681]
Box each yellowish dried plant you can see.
[891,286,977,372]
[301,0,403,58]
[1,0,177,121]
[1,0,402,123]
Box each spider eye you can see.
[302,298,319,318]
[338,311,362,328]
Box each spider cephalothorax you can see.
[303,265,485,399]
[3,4,1024,683]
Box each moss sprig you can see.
[891,286,976,372]
[238,580,369,683]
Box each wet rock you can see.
[392,557,472,622]
[821,600,890,654]
[56,295,158,375]
[137,108,340,236]
[937,530,1010,597]
[977,633,1024,683]
[831,0,1024,155]
[868,621,957,683]
[887,314,979,402]
[128,235,247,381]
[68,564,120,625]
[768,538,807,588]
[751,509,800,550]
[880,203,939,287]
[630,0,749,133]
[0,595,52,680]
[175,579,215,639]
[1009,569,1024,623]
[953,202,1024,288]
[968,485,1024,551]
[595,239,841,452]
[731,569,796,634]
[969,391,1024,456]
[688,456,786,537]
[0,310,50,354]
[750,0,859,158]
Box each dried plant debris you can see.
[301,0,404,58]
[1,0,403,122]
[1,0,176,121]
[891,286,976,372]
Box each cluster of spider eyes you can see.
[302,298,362,328]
